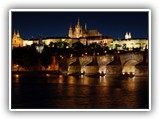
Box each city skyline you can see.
[12,11,149,39]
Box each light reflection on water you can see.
[12,74,149,109]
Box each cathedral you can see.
[68,18,102,38]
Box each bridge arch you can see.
[122,60,139,74]
[120,53,143,67]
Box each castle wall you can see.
[113,39,148,50]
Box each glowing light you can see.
[85,52,87,55]
[70,54,73,57]
[59,75,63,78]
[81,70,85,74]
[58,75,64,84]
[97,53,99,55]
[122,72,125,75]
[68,76,75,84]
[15,74,19,78]
[36,46,44,53]
[60,55,63,59]
[46,74,50,77]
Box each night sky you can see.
[11,11,149,39]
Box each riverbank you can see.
[12,70,61,76]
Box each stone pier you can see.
[135,51,148,76]
[106,53,122,76]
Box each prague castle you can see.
[12,18,148,50]
[113,32,148,51]
[68,18,102,38]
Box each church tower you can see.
[74,18,82,38]
[12,30,23,48]
[128,32,132,39]
[125,32,131,39]
[85,23,87,30]
[68,25,73,38]
[16,30,20,38]
[13,30,17,40]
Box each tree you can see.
[56,41,69,49]
[12,47,26,70]
[49,42,54,47]
[40,46,52,70]
[23,46,39,70]
[72,41,84,50]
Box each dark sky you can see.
[12,11,149,39]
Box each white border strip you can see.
[9,9,12,111]
[10,9,151,12]
[9,9,151,111]
[149,9,151,111]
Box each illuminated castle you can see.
[68,18,102,38]
[12,18,112,48]
[12,18,148,50]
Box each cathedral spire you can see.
[68,24,73,38]
[128,32,132,39]
[13,29,16,36]
[125,32,128,39]
[69,24,72,29]
[77,17,80,26]
[85,23,87,30]
[17,30,20,38]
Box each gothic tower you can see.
[125,32,131,39]
[85,23,87,30]
[74,18,82,38]
[68,25,73,38]
[128,32,132,39]
[16,30,20,38]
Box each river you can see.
[11,74,149,109]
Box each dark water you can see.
[12,74,149,109]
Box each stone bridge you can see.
[120,53,143,67]
[67,52,147,76]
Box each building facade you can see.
[68,18,102,38]
[12,30,23,48]
[112,32,148,51]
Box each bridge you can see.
[67,52,148,76]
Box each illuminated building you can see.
[68,18,102,38]
[113,32,148,51]
[12,19,148,50]
[12,18,113,48]
[35,36,44,53]
[12,30,23,48]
